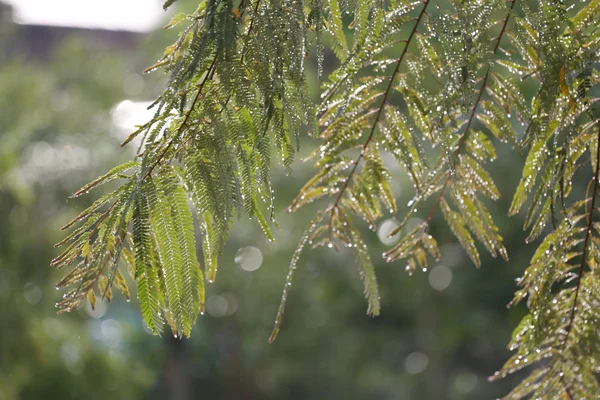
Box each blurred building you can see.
[0,0,164,59]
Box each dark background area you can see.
[0,1,543,398]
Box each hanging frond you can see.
[53,0,600,396]
[492,2,600,395]
[54,0,315,336]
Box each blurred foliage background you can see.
[0,1,542,399]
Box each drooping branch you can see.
[422,0,517,225]
[561,123,600,350]
[327,0,431,234]
[144,55,218,180]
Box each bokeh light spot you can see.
[101,319,122,348]
[23,282,42,305]
[453,371,478,394]
[85,297,107,319]
[206,295,229,318]
[405,351,429,375]
[377,218,400,245]
[235,246,263,271]
[123,74,145,96]
[428,265,453,291]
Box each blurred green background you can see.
[0,1,537,399]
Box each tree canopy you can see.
[52,0,600,397]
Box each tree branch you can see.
[422,0,516,223]
[561,123,600,350]
[143,55,218,180]
[328,0,431,234]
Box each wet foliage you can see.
[53,0,600,397]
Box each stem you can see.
[563,379,574,400]
[454,69,491,160]
[561,124,600,349]
[243,0,261,56]
[424,175,449,225]
[329,0,431,232]
[220,0,262,112]
[422,0,516,221]
[144,0,262,179]
[144,55,218,179]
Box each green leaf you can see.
[570,0,600,31]
[86,289,97,311]
[169,170,202,325]
[327,0,349,61]
[133,185,164,335]
[164,13,188,30]
[440,198,480,267]
[163,0,178,11]
[113,269,130,301]
[509,127,554,215]
[97,275,112,303]
[252,200,275,242]
[269,212,325,343]
[71,161,138,198]
[458,155,500,200]
[147,175,190,337]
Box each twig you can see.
[424,175,449,225]
[143,55,218,180]
[561,124,600,351]
[328,0,431,235]
[422,0,516,222]
[562,378,574,400]
[219,0,262,113]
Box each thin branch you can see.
[561,123,600,350]
[520,68,539,81]
[560,374,574,400]
[422,0,516,221]
[424,175,449,225]
[584,175,594,224]
[144,55,218,180]
[142,0,263,179]
[220,0,262,112]
[328,0,431,235]
[243,0,261,56]
[454,68,492,160]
